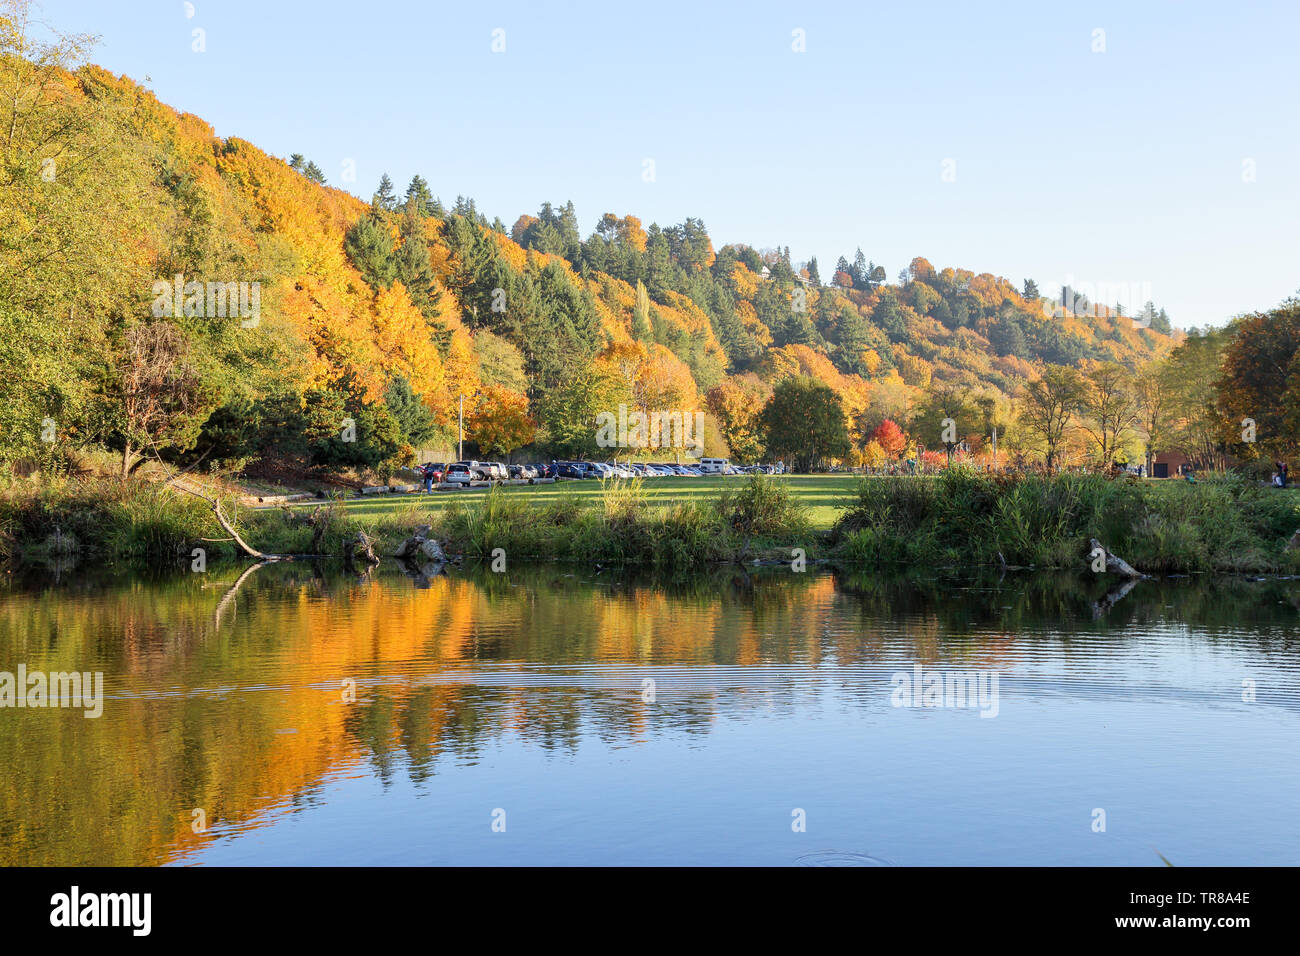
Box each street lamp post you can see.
[458,393,465,462]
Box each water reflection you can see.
[0,563,1297,865]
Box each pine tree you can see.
[374,174,397,211]
[852,248,868,288]
[395,212,440,317]
[404,175,432,217]
[343,214,397,288]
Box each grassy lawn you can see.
[289,475,864,530]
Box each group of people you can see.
[1274,460,1290,488]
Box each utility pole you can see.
[458,394,464,462]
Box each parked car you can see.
[508,464,537,480]
[698,457,729,475]
[443,463,477,485]
[555,461,585,479]
[454,460,494,480]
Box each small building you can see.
[1151,450,1192,478]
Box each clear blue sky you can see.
[39,0,1300,328]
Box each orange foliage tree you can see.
[871,419,908,458]
[469,384,535,457]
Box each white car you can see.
[443,463,477,485]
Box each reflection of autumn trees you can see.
[1,566,1295,865]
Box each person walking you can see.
[422,463,434,494]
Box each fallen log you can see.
[343,531,381,568]
[393,525,445,563]
[1088,538,1145,579]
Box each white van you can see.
[698,458,730,475]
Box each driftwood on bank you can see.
[170,478,275,559]
[393,525,445,563]
[343,531,381,570]
[393,526,448,587]
[1088,538,1146,579]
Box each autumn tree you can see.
[470,384,535,458]
[912,382,978,464]
[869,419,907,459]
[1131,361,1173,474]
[706,376,769,463]
[1216,297,1300,461]
[1164,329,1231,470]
[631,280,651,341]
[1079,362,1139,465]
[1017,365,1087,471]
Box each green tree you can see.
[344,213,397,288]
[759,376,850,472]
[373,174,397,211]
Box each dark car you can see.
[555,462,584,479]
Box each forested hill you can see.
[0,54,1179,469]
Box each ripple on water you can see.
[794,850,894,867]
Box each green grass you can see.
[832,469,1300,574]
[5,471,1297,574]
[286,475,858,531]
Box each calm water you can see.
[1,562,1298,866]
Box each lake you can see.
[1,562,1297,866]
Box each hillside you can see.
[0,48,1180,475]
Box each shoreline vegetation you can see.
[4,472,1298,577]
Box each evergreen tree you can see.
[343,213,397,288]
[404,175,433,217]
[852,248,868,288]
[374,174,397,211]
[394,211,441,317]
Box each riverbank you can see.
[3,472,1298,574]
